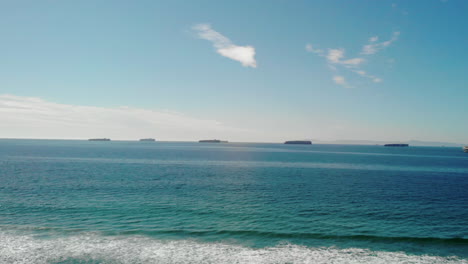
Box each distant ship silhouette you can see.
[284,140,312,145]
[384,144,409,147]
[199,139,228,143]
[139,138,156,142]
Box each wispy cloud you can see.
[306,46,367,87]
[326,48,344,64]
[305,44,324,55]
[306,31,400,87]
[341,57,365,66]
[353,70,382,83]
[193,24,257,68]
[361,31,400,55]
[0,94,251,140]
[307,47,366,66]
[333,75,351,88]
[325,49,365,67]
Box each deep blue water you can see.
[0,139,467,263]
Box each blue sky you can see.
[0,0,467,143]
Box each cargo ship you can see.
[384,144,409,147]
[199,139,228,143]
[139,138,156,142]
[88,138,111,141]
[284,140,312,145]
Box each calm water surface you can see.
[0,139,467,263]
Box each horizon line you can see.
[0,137,465,147]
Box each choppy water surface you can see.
[0,139,467,263]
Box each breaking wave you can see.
[1,232,466,264]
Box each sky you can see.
[1,0,467,143]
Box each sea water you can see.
[0,139,467,263]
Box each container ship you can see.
[284,140,312,145]
[199,139,228,143]
[384,144,409,147]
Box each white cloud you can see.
[355,70,366,76]
[325,49,365,67]
[193,24,257,68]
[0,94,252,140]
[217,46,256,67]
[307,31,400,87]
[341,58,365,66]
[333,75,345,85]
[352,69,382,83]
[332,75,351,88]
[361,31,400,55]
[305,44,324,55]
[326,49,345,64]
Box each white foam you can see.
[0,232,466,264]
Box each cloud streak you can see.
[193,24,257,68]
[305,44,324,55]
[306,31,400,87]
[325,49,365,67]
[361,31,400,55]
[332,75,351,88]
[0,94,251,140]
[353,70,382,83]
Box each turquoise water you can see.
[0,139,467,263]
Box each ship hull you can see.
[284,141,312,145]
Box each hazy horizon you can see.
[0,136,465,147]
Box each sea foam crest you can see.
[0,232,466,264]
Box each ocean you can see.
[0,139,467,263]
